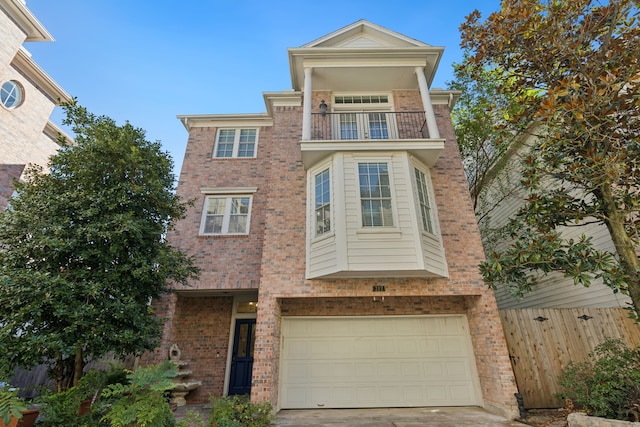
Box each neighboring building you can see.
[147,20,519,418]
[0,0,71,210]
[478,135,633,310]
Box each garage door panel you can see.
[280,316,481,408]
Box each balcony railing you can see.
[310,111,429,141]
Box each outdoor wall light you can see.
[319,100,327,115]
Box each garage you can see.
[279,316,482,409]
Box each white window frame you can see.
[213,128,258,158]
[331,93,397,140]
[1,80,25,110]
[312,166,332,238]
[199,188,256,235]
[412,162,439,237]
[356,159,396,228]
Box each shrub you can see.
[100,361,177,427]
[176,409,205,427]
[209,395,274,427]
[0,383,27,425]
[38,364,127,427]
[557,338,640,421]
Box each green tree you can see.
[448,57,526,219]
[459,1,640,312]
[0,101,198,391]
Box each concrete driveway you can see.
[274,407,528,426]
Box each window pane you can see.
[239,129,256,142]
[237,143,254,157]
[414,168,434,233]
[218,129,235,142]
[216,143,233,157]
[228,214,247,233]
[339,113,358,140]
[314,169,331,236]
[202,196,251,235]
[203,198,226,234]
[238,129,256,157]
[206,198,226,215]
[368,113,388,139]
[204,216,223,234]
[359,163,393,227]
[228,197,250,233]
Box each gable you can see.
[303,19,430,49]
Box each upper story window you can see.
[200,195,252,235]
[332,93,395,140]
[314,168,331,236]
[414,167,434,234]
[334,95,389,104]
[1,80,24,109]
[358,162,393,227]
[214,129,257,158]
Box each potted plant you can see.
[0,383,38,427]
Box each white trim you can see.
[200,187,258,194]
[411,158,442,239]
[199,195,253,236]
[213,128,259,159]
[333,154,348,271]
[353,155,399,231]
[310,163,333,240]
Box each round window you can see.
[1,80,25,109]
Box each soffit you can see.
[0,0,53,41]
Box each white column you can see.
[302,67,313,141]
[415,66,440,139]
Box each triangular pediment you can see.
[302,19,430,49]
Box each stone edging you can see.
[568,412,640,426]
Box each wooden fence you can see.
[10,354,137,399]
[500,308,640,409]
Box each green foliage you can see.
[100,361,177,427]
[0,100,199,390]
[448,57,524,212]
[176,409,205,427]
[38,365,127,427]
[0,384,26,425]
[209,395,274,427]
[460,0,640,312]
[557,339,640,421]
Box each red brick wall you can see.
[154,90,518,418]
[169,125,273,290]
[172,295,233,402]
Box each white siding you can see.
[482,142,632,309]
[495,221,631,309]
[306,152,449,278]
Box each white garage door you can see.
[280,316,481,409]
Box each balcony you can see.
[301,111,445,169]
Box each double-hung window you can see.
[214,129,257,158]
[201,195,252,235]
[314,168,331,236]
[358,162,393,227]
[414,167,434,233]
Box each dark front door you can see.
[228,318,256,395]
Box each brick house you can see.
[0,0,70,210]
[147,20,519,419]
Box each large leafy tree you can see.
[0,101,198,391]
[448,58,525,216]
[460,1,640,312]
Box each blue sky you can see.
[25,0,500,178]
